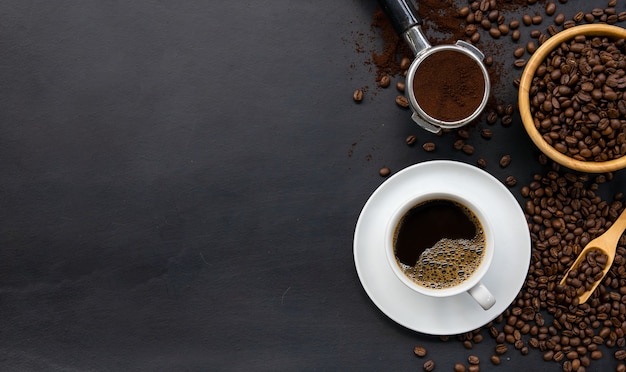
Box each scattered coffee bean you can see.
[505,175,517,186]
[423,359,435,372]
[413,345,427,357]
[405,135,417,146]
[489,355,500,365]
[379,167,390,177]
[480,128,493,139]
[477,158,487,168]
[495,344,508,355]
[396,81,405,92]
[453,363,466,372]
[353,89,363,102]
[545,2,556,16]
[468,355,479,365]
[395,95,409,108]
[400,57,411,70]
[422,142,436,152]
[499,154,512,168]
[514,58,527,68]
[462,144,475,155]
[379,75,391,88]
[554,13,565,25]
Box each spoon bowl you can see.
[560,208,626,303]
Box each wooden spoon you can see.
[559,208,626,304]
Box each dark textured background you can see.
[0,0,624,371]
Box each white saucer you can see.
[353,160,531,335]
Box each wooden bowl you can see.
[519,24,626,173]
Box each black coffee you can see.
[393,199,486,289]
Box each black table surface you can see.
[1,1,625,371]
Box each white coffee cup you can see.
[385,192,496,310]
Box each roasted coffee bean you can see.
[527,41,537,54]
[353,89,363,102]
[489,355,500,365]
[379,167,390,177]
[396,81,405,92]
[617,349,626,360]
[506,176,517,187]
[395,95,409,108]
[511,29,521,42]
[454,363,466,372]
[468,355,479,365]
[413,346,427,357]
[514,46,525,58]
[462,144,475,155]
[489,27,501,39]
[400,57,411,70]
[423,359,435,372]
[554,13,565,25]
[480,128,493,139]
[464,340,473,349]
[477,158,487,168]
[499,155,512,168]
[422,142,436,152]
[468,366,479,372]
[405,135,417,146]
[545,2,556,16]
[495,344,508,355]
[379,75,390,88]
[514,59,527,68]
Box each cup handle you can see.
[467,281,496,310]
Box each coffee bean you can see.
[405,135,417,146]
[480,128,493,139]
[554,13,565,25]
[453,363,466,372]
[532,14,543,24]
[422,142,436,152]
[545,2,556,16]
[514,47,525,58]
[462,144,475,155]
[396,81,405,92]
[506,175,517,187]
[468,355,479,365]
[379,167,390,177]
[467,366,479,372]
[379,75,390,88]
[463,340,473,349]
[514,59,527,68]
[495,344,508,355]
[400,57,411,70]
[476,158,487,168]
[522,14,532,26]
[423,359,435,372]
[395,95,409,108]
[499,155,511,168]
[489,355,500,365]
[511,29,521,42]
[353,89,363,102]
[413,345,427,357]
[616,349,626,360]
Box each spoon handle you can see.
[605,208,626,241]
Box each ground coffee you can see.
[412,49,485,122]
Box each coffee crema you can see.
[393,199,486,289]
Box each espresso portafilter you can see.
[378,0,491,133]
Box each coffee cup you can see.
[385,192,496,310]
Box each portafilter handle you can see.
[377,0,431,55]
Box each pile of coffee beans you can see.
[529,35,626,162]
